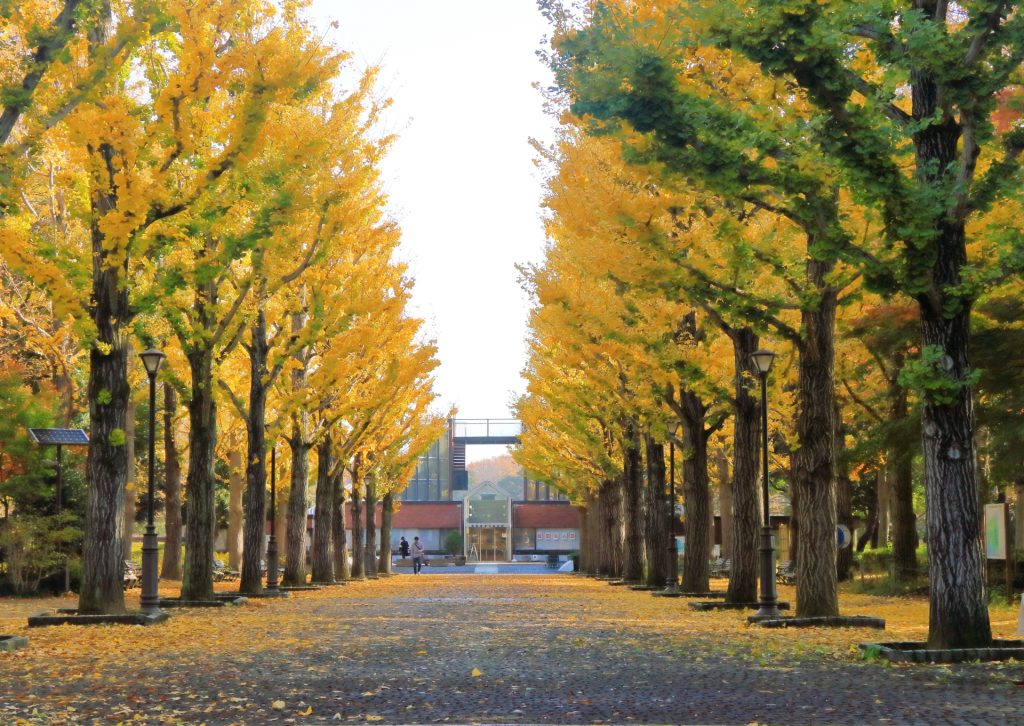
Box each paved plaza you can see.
[1,574,1021,724]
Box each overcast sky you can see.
[309,2,555,461]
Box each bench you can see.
[123,560,140,590]
[710,558,731,578]
[776,560,796,585]
[213,559,239,582]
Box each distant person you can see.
[410,536,425,574]
[399,536,410,559]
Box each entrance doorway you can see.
[468,527,507,561]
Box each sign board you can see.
[985,503,1008,560]
[836,524,852,549]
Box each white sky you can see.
[309,1,555,461]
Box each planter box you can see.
[859,639,1024,663]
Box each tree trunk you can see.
[1015,479,1024,551]
[378,492,394,575]
[727,327,760,603]
[79,329,129,614]
[350,473,365,579]
[311,437,335,583]
[910,52,990,647]
[161,383,183,580]
[78,4,127,615]
[835,404,853,582]
[121,399,136,561]
[680,389,711,594]
[240,311,269,594]
[877,464,891,548]
[890,379,918,583]
[181,343,217,602]
[227,448,243,569]
[857,470,879,552]
[718,451,732,560]
[275,486,288,564]
[620,423,645,583]
[599,478,620,577]
[921,299,990,647]
[364,474,378,577]
[332,472,350,580]
[643,436,668,587]
[792,259,839,618]
[283,429,310,586]
[578,500,591,574]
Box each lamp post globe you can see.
[749,347,781,622]
[138,348,165,615]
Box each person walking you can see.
[410,536,425,574]
[399,536,410,559]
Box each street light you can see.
[749,348,781,622]
[664,440,680,594]
[138,348,165,615]
[266,444,279,592]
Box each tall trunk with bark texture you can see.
[378,492,394,575]
[718,452,732,560]
[161,383,183,580]
[311,437,335,583]
[680,389,711,594]
[121,400,136,561]
[283,305,311,587]
[835,405,853,581]
[227,448,243,569]
[910,28,989,647]
[877,465,891,548]
[578,500,591,574]
[728,327,760,603]
[364,474,378,577]
[350,474,365,579]
[181,340,217,602]
[643,436,668,587]
[599,479,620,577]
[620,423,645,583]
[890,372,918,583]
[857,470,879,552]
[78,0,127,616]
[240,311,269,594]
[792,258,839,618]
[283,428,310,586]
[332,472,350,580]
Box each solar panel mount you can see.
[28,428,90,446]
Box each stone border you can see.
[858,640,1024,664]
[628,584,661,591]
[607,580,630,586]
[689,601,790,612]
[230,590,290,598]
[0,635,29,651]
[755,615,885,629]
[278,585,321,592]
[158,596,247,608]
[28,610,169,627]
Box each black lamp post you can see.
[138,348,165,615]
[266,444,279,592]
[664,440,680,594]
[749,348,781,622]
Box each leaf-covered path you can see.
[1,574,1021,724]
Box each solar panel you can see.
[28,428,90,446]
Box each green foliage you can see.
[108,427,126,446]
[443,530,464,556]
[0,512,81,595]
[898,345,979,406]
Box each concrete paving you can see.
[1,574,1021,724]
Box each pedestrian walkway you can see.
[1,575,1020,723]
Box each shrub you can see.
[444,530,463,556]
